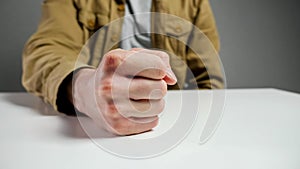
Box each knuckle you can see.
[158,51,169,59]
[104,54,117,68]
[156,51,169,64]
[103,49,124,71]
[105,104,120,120]
[99,77,113,98]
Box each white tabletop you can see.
[0,89,299,169]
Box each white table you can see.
[0,89,299,169]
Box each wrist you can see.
[72,68,96,114]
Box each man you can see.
[22,0,223,135]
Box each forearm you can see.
[22,0,91,114]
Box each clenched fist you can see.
[72,48,177,135]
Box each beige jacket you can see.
[22,0,224,114]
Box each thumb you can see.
[163,69,177,85]
[130,48,177,85]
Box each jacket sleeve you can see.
[186,0,224,89]
[22,0,92,114]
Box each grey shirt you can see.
[120,0,152,50]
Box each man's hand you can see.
[71,48,177,135]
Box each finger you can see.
[99,102,159,135]
[129,78,167,100]
[101,49,168,80]
[109,116,159,135]
[116,99,165,118]
[115,52,168,80]
[110,76,167,100]
[131,48,177,85]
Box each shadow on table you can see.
[4,93,59,115]
[61,116,116,139]
[4,93,116,139]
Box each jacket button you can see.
[175,26,182,33]
[184,83,189,88]
[88,19,95,28]
[117,4,125,11]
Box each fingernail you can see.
[166,69,177,82]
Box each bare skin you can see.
[69,48,177,135]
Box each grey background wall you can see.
[212,0,300,93]
[0,0,42,92]
[0,0,299,92]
